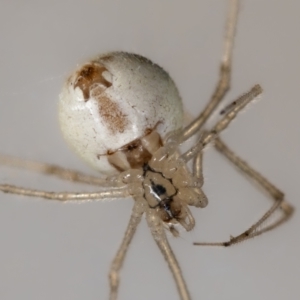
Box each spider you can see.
[0,0,294,299]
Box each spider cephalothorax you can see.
[105,127,207,235]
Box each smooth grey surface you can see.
[0,1,299,300]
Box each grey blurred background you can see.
[0,1,299,300]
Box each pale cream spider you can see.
[0,1,294,300]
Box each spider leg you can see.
[146,208,191,300]
[109,200,145,300]
[0,154,118,186]
[194,137,294,247]
[0,184,129,202]
[181,0,239,141]
[193,150,203,186]
[181,84,262,162]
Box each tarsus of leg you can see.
[0,184,129,202]
[181,84,263,163]
[109,200,144,300]
[146,209,191,300]
[0,154,119,187]
[181,0,239,142]
[194,137,294,246]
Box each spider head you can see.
[143,152,207,234]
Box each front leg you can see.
[194,137,294,247]
[0,154,117,186]
[109,200,145,300]
[146,208,191,300]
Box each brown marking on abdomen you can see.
[96,95,129,134]
[74,63,112,101]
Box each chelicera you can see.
[0,0,293,299]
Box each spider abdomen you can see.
[59,52,183,174]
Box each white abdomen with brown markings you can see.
[59,52,183,174]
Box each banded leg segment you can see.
[181,85,262,163]
[194,137,294,247]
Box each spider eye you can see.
[58,52,183,174]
